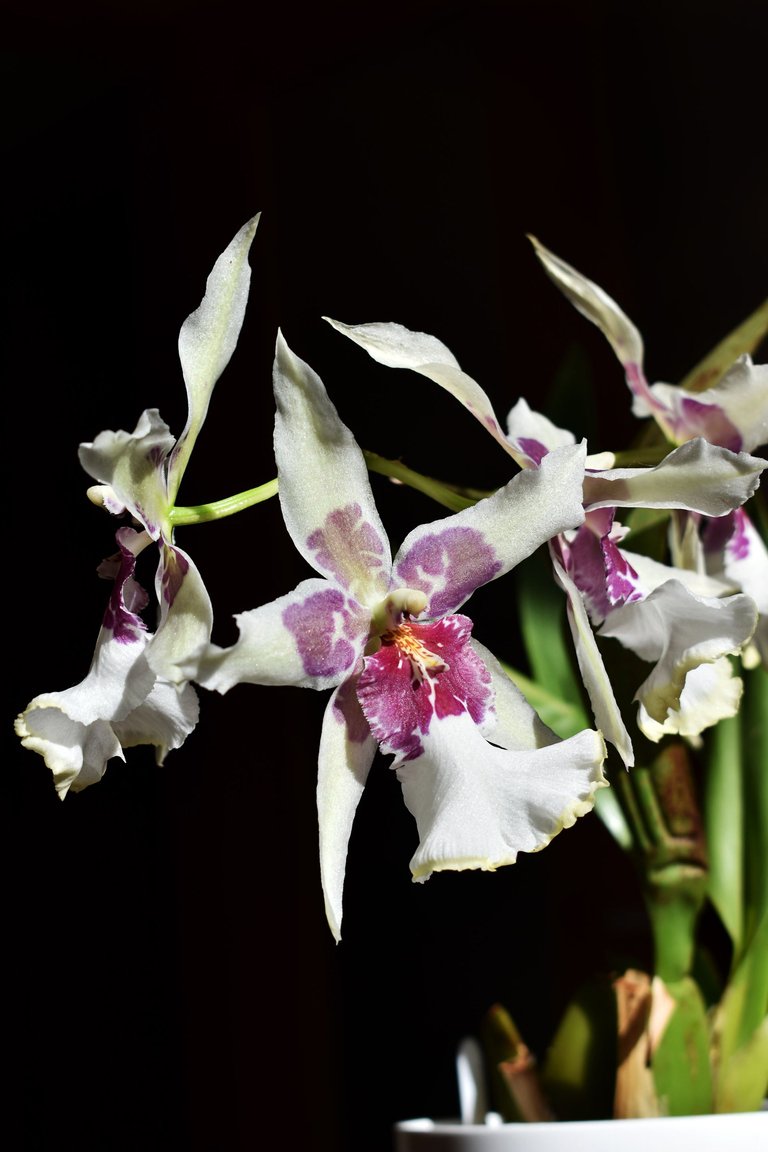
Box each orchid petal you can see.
[273,331,391,605]
[600,580,757,739]
[324,317,528,467]
[393,442,587,616]
[647,356,768,454]
[529,236,645,372]
[15,707,123,799]
[79,408,175,536]
[505,396,576,466]
[470,640,561,750]
[396,711,606,881]
[169,214,261,500]
[620,550,735,599]
[317,680,378,942]
[566,520,644,621]
[704,510,768,666]
[583,439,766,515]
[114,679,199,762]
[189,578,369,694]
[14,527,169,796]
[637,658,744,742]
[550,547,635,767]
[146,542,214,683]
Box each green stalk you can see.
[363,450,488,512]
[614,746,708,983]
[704,707,744,956]
[170,478,278,525]
[742,667,768,950]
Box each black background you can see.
[5,2,767,1149]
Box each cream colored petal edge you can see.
[396,712,606,882]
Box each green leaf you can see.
[703,709,744,954]
[651,978,713,1115]
[678,297,768,393]
[516,547,582,709]
[540,978,617,1120]
[713,907,768,1090]
[498,664,589,740]
[714,1015,768,1114]
[742,666,768,952]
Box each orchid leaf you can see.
[539,978,617,1120]
[498,663,589,739]
[742,666,768,951]
[679,297,768,394]
[714,1015,768,1114]
[481,1004,554,1122]
[651,977,713,1115]
[703,708,744,954]
[363,450,486,513]
[713,907,768,1105]
[516,546,583,710]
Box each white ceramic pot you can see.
[394,1108,768,1151]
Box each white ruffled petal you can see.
[396,711,606,882]
[114,679,199,763]
[15,706,124,799]
[470,640,560,750]
[600,579,757,739]
[636,658,744,741]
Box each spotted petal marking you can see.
[357,614,493,762]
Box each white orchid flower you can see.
[527,236,768,456]
[324,318,764,759]
[188,333,607,941]
[16,216,261,796]
[528,236,768,665]
[15,529,199,798]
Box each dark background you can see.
[5,2,767,1149]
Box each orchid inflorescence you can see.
[15,215,768,1116]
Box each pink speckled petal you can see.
[188,578,369,694]
[393,442,586,615]
[273,332,391,606]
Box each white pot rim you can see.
[394,1108,768,1151]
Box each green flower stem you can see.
[610,446,676,467]
[704,707,744,955]
[742,666,768,951]
[363,451,487,512]
[613,746,708,983]
[170,478,278,526]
